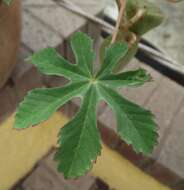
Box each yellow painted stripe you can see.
[0,113,170,190]
[0,113,68,190]
[92,144,170,190]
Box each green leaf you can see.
[15,82,89,129]
[55,86,101,178]
[99,33,138,72]
[100,68,151,88]
[98,84,157,154]
[71,32,95,76]
[125,0,164,36]
[15,32,158,178]
[27,48,88,81]
[97,42,128,77]
[3,0,13,5]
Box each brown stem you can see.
[126,8,146,28]
[111,0,126,44]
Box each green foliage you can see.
[15,32,157,178]
[2,0,13,5]
[125,0,164,36]
[100,33,139,71]
[116,0,164,36]
[55,87,101,178]
[107,0,164,71]
[98,86,157,154]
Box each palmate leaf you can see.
[97,42,128,77]
[55,86,101,178]
[15,82,89,129]
[99,68,151,88]
[100,34,139,72]
[15,32,158,178]
[71,32,95,76]
[98,84,157,154]
[28,48,88,81]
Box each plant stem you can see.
[111,0,126,44]
[126,8,146,28]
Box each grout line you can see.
[143,76,164,106]
[153,97,184,159]
[20,42,34,53]
[23,8,65,40]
